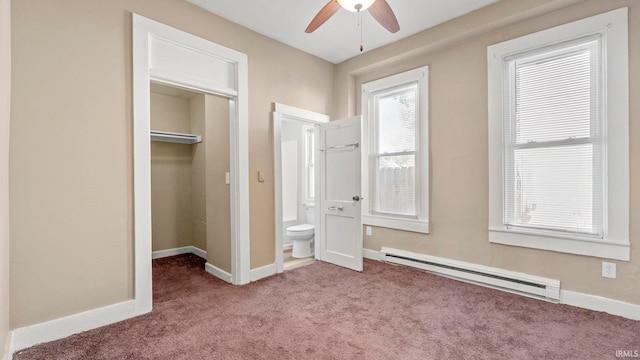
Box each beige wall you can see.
[10,0,333,329]
[15,0,633,334]
[151,91,228,255]
[334,0,639,305]
[1,0,10,355]
[151,91,229,260]
[150,92,193,251]
[205,95,231,273]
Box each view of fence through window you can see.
[374,83,418,216]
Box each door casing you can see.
[133,14,251,316]
[272,103,329,273]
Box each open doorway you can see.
[149,83,232,278]
[273,104,329,273]
[133,14,251,316]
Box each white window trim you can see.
[303,127,315,203]
[487,8,629,261]
[362,66,429,234]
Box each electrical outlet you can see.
[365,226,372,236]
[602,262,616,279]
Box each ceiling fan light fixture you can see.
[337,0,376,12]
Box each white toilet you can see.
[286,206,315,258]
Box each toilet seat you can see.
[286,224,314,236]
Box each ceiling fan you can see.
[305,0,400,34]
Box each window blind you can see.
[373,84,418,217]
[503,36,603,237]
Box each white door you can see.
[319,116,363,271]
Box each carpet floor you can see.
[13,254,640,359]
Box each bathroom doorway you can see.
[273,104,329,273]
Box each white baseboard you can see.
[561,290,640,320]
[10,299,144,354]
[8,246,210,357]
[205,262,232,283]
[250,263,276,282]
[189,246,207,259]
[152,246,207,260]
[363,248,382,261]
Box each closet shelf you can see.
[150,130,202,144]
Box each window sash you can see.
[371,83,419,218]
[502,35,604,237]
[372,152,417,218]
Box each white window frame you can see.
[487,8,629,261]
[303,127,315,202]
[362,66,429,234]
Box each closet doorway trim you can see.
[133,14,250,315]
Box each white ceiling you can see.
[187,0,498,64]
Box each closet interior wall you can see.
[150,86,232,271]
[151,89,202,252]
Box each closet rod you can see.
[150,130,202,144]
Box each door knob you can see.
[352,196,361,201]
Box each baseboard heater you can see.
[380,247,560,302]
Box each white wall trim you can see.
[152,246,190,259]
[250,263,277,282]
[489,229,630,261]
[361,67,430,234]
[363,215,429,234]
[273,104,329,274]
[151,246,207,260]
[561,290,640,321]
[487,7,630,261]
[363,248,382,261]
[274,103,329,123]
[133,14,251,310]
[190,246,207,260]
[10,245,211,356]
[10,300,137,354]
[204,263,232,283]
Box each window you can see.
[304,127,315,201]
[488,8,629,260]
[505,36,603,237]
[362,67,429,233]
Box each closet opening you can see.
[149,82,232,278]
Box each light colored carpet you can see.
[14,254,640,359]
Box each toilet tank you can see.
[305,205,315,225]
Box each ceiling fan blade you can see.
[305,0,341,33]
[368,0,400,33]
